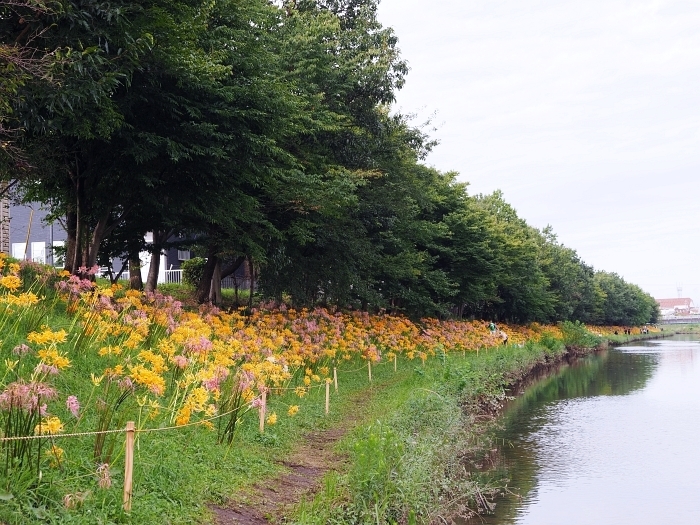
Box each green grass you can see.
[289,341,575,524]
[0,270,677,524]
[0,333,567,524]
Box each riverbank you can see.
[252,329,670,524]
[0,264,668,524]
[468,332,700,524]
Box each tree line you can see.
[0,0,658,325]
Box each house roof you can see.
[656,298,694,309]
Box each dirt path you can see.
[209,378,393,525]
[210,426,348,525]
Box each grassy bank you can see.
[288,328,672,524]
[0,261,671,524]
[292,341,568,524]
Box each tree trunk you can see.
[86,207,112,269]
[145,251,160,293]
[81,235,89,271]
[71,176,82,274]
[64,210,78,273]
[129,252,143,291]
[145,230,172,293]
[196,245,219,303]
[247,258,255,309]
[210,259,222,305]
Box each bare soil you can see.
[210,427,349,525]
[209,401,365,524]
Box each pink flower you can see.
[0,381,57,412]
[66,395,80,418]
[171,355,188,369]
[96,463,112,489]
[35,363,59,376]
[184,336,213,355]
[118,377,135,392]
[12,344,31,356]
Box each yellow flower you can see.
[45,445,64,467]
[129,364,166,395]
[138,350,166,374]
[287,405,299,416]
[27,328,67,347]
[266,412,277,425]
[35,416,64,435]
[295,386,307,398]
[0,275,21,292]
[37,347,71,369]
[1,292,39,306]
[175,406,191,426]
[98,346,122,357]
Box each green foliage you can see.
[560,320,601,349]
[181,257,206,287]
[1,0,657,324]
[346,423,405,522]
[539,332,564,354]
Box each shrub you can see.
[560,320,601,348]
[181,257,206,287]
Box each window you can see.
[11,243,26,260]
[31,241,45,264]
[178,250,191,261]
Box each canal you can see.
[475,335,700,525]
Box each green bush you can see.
[181,257,206,286]
[560,320,601,348]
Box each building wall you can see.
[7,204,205,285]
[9,204,67,265]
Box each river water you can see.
[475,336,700,525]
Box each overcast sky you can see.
[377,0,700,302]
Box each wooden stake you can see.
[325,381,330,415]
[333,367,338,392]
[123,421,135,512]
[259,391,267,434]
[394,354,397,372]
[368,361,372,382]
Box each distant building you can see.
[7,204,191,279]
[0,193,9,255]
[8,203,66,265]
[4,203,250,290]
[655,297,697,318]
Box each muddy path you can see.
[209,379,393,525]
[210,427,347,525]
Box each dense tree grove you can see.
[0,0,658,324]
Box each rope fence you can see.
[0,350,478,512]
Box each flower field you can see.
[0,256,640,521]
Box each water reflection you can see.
[471,337,700,525]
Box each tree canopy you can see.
[0,0,659,325]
